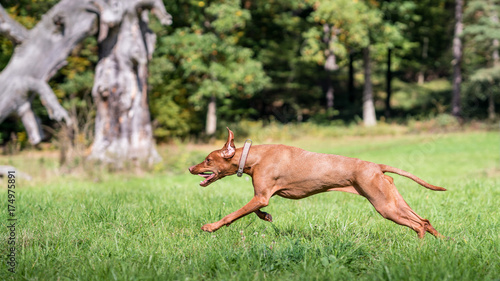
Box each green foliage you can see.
[302,0,409,67]
[1,0,499,144]
[149,76,198,140]
[162,30,268,103]
[462,66,500,118]
[205,0,251,34]
[462,0,500,118]
[390,79,452,116]
[390,0,454,79]
[149,0,269,138]
[0,37,13,70]
[464,0,500,45]
[463,0,500,72]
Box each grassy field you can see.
[1,130,499,280]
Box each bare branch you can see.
[17,102,45,145]
[0,0,96,145]
[25,78,72,126]
[135,0,172,25]
[0,4,29,44]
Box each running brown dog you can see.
[189,128,445,238]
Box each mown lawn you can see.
[1,131,499,280]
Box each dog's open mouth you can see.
[198,172,216,186]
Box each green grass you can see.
[1,131,499,280]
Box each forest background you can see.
[0,0,499,153]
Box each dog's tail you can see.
[379,164,446,191]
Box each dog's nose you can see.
[188,166,193,173]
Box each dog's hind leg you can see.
[355,172,443,238]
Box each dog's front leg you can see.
[202,195,269,232]
[255,209,273,222]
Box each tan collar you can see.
[237,139,252,177]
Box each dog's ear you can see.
[220,127,236,159]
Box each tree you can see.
[87,0,171,166]
[302,0,351,112]
[241,0,317,123]
[452,0,464,118]
[377,0,417,118]
[393,0,453,84]
[463,0,500,120]
[362,46,376,126]
[0,0,171,167]
[0,1,94,144]
[153,0,269,137]
[303,0,385,126]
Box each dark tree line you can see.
[0,0,498,157]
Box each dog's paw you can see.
[202,223,219,232]
[264,213,273,223]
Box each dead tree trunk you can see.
[88,0,171,166]
[0,1,97,144]
[0,0,171,168]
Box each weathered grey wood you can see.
[0,5,28,44]
[88,0,171,166]
[0,1,98,144]
[0,0,170,167]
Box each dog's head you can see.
[189,128,237,186]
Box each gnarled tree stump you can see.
[0,0,171,167]
[88,0,171,166]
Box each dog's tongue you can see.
[198,173,215,186]
[199,173,212,179]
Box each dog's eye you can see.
[205,158,211,164]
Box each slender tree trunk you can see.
[348,52,355,103]
[488,90,496,120]
[385,48,392,118]
[362,47,377,127]
[490,39,499,121]
[452,0,463,119]
[490,6,499,120]
[206,95,217,136]
[323,24,339,110]
[417,37,429,84]
[325,79,334,109]
[88,0,172,167]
